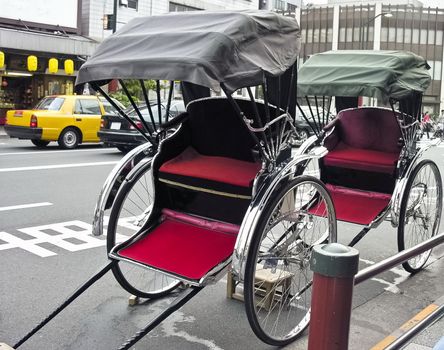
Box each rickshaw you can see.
[295,50,442,274]
[4,12,441,350]
[5,10,336,350]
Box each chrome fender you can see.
[92,143,153,236]
[231,146,329,281]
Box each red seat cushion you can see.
[159,147,261,194]
[310,185,392,225]
[116,210,239,281]
[324,142,399,174]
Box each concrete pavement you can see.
[284,250,444,350]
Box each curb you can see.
[371,296,444,350]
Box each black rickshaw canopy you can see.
[297,50,431,100]
[76,10,301,93]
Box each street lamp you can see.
[360,12,393,50]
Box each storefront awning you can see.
[0,27,98,57]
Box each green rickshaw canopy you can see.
[297,50,431,100]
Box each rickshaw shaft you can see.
[14,261,116,349]
[118,286,203,350]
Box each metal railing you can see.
[308,231,444,350]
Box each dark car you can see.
[291,106,335,146]
[98,100,185,152]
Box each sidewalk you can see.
[284,249,444,350]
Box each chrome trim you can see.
[108,251,232,287]
[231,146,332,281]
[92,142,153,236]
[294,134,318,156]
[390,141,438,227]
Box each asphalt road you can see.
[0,137,443,350]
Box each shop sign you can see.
[27,55,38,71]
[48,58,58,74]
[0,51,4,68]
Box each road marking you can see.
[0,161,119,173]
[0,220,127,257]
[371,303,441,349]
[0,148,117,156]
[0,202,52,212]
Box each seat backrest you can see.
[186,97,263,162]
[337,107,402,153]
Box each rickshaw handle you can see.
[13,261,115,349]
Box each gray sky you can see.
[309,0,443,6]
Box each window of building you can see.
[313,28,320,43]
[320,28,327,42]
[388,27,396,42]
[307,28,313,43]
[127,0,137,10]
[404,28,412,43]
[428,30,436,45]
[429,61,442,81]
[169,2,201,12]
[346,27,353,42]
[396,28,404,43]
[420,29,427,44]
[301,29,307,43]
[412,28,419,44]
[339,27,345,42]
[437,30,443,46]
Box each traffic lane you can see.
[0,164,115,231]
[0,145,123,169]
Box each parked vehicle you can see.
[4,95,124,149]
[290,105,334,146]
[98,99,185,153]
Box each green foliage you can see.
[109,80,158,107]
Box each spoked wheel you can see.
[107,160,181,298]
[244,176,336,346]
[398,159,442,273]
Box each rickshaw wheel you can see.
[398,159,442,273]
[244,176,336,346]
[107,160,181,298]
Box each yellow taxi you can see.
[4,95,123,149]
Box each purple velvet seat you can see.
[324,107,402,174]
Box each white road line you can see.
[0,148,117,156]
[0,202,53,211]
[0,161,119,173]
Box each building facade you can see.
[297,2,444,113]
[0,0,260,123]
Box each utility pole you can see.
[113,0,118,33]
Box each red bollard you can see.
[308,243,360,350]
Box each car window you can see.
[35,97,65,111]
[74,99,101,115]
[100,97,125,114]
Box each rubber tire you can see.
[244,176,336,346]
[31,139,50,148]
[116,145,135,153]
[398,159,442,273]
[107,160,181,298]
[58,127,80,149]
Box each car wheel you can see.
[116,145,135,153]
[31,139,50,148]
[58,127,80,149]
